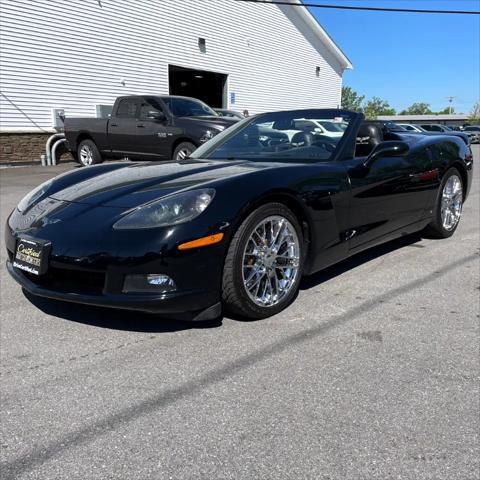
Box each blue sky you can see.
[310,0,480,113]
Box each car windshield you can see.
[190,110,354,163]
[162,97,217,117]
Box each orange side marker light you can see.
[178,233,224,251]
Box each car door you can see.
[108,97,140,158]
[135,100,173,160]
[344,144,435,251]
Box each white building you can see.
[0,0,351,161]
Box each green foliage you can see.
[341,86,395,118]
[469,101,480,123]
[341,86,365,112]
[399,102,433,115]
[363,97,396,119]
[437,107,454,114]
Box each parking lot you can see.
[1,148,479,479]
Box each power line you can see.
[235,0,480,15]
[0,92,50,133]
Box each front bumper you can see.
[6,260,221,320]
[5,201,227,320]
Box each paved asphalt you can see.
[1,148,479,480]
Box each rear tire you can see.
[222,203,304,320]
[173,142,196,161]
[423,167,463,239]
[77,139,103,166]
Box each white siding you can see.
[0,0,345,131]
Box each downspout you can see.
[45,133,65,165]
[51,138,67,166]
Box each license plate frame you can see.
[13,236,51,276]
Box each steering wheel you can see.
[311,135,338,153]
[290,132,314,148]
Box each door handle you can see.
[110,123,118,127]
[137,124,145,128]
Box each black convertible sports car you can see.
[5,110,473,321]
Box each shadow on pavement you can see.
[22,290,223,333]
[300,232,423,290]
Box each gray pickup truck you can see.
[64,95,238,166]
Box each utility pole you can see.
[446,96,455,114]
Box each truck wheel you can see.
[77,139,103,166]
[173,142,195,161]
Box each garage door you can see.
[169,65,227,108]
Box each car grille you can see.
[22,265,106,295]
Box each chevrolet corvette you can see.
[5,110,473,320]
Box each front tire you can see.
[222,203,304,319]
[77,139,103,166]
[423,167,464,238]
[173,142,196,161]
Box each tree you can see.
[341,86,364,112]
[363,97,396,119]
[437,106,454,114]
[399,102,433,115]
[469,101,480,123]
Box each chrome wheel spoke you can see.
[440,174,463,231]
[80,146,93,165]
[242,215,300,307]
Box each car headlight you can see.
[17,180,52,213]
[200,130,219,143]
[113,189,215,230]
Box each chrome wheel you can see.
[242,215,300,307]
[441,174,463,231]
[175,147,191,160]
[79,145,93,166]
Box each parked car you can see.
[255,117,348,142]
[6,109,473,321]
[64,95,239,165]
[419,123,470,144]
[292,118,345,138]
[463,125,480,144]
[214,108,245,120]
[420,124,448,132]
[397,123,426,133]
[397,122,473,142]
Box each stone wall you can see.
[0,132,74,165]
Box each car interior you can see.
[354,122,405,158]
[206,117,342,162]
[207,116,414,162]
[355,124,383,157]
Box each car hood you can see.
[48,160,262,208]
[176,116,239,130]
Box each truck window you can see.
[162,97,217,118]
[139,100,164,120]
[116,99,138,118]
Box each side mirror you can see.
[365,141,409,166]
[147,111,166,122]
